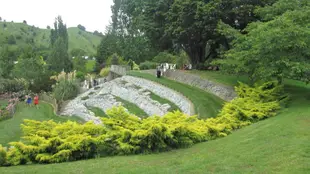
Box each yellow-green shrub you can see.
[100,68,110,77]
[0,145,7,166]
[0,81,285,166]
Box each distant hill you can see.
[0,21,102,55]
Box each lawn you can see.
[149,91,180,112]
[0,102,84,146]
[1,80,309,174]
[128,71,224,119]
[87,106,108,118]
[187,70,249,86]
[114,96,148,119]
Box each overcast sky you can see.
[0,0,113,32]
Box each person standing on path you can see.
[34,94,39,109]
[26,95,32,106]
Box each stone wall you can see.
[110,65,130,76]
[122,76,195,115]
[143,70,236,101]
[61,76,195,124]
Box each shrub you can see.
[0,145,6,166]
[106,53,126,66]
[0,81,285,166]
[139,61,158,70]
[0,78,29,94]
[51,71,79,102]
[99,68,110,77]
[75,71,85,81]
[176,51,190,69]
[152,52,176,64]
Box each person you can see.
[26,95,32,106]
[156,66,161,78]
[34,94,39,108]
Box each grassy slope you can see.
[0,22,101,55]
[114,96,148,119]
[128,71,224,119]
[1,80,309,173]
[0,103,83,146]
[149,92,180,112]
[188,70,249,86]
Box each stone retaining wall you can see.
[143,70,236,101]
[122,76,195,115]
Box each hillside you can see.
[0,21,102,55]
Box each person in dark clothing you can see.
[156,66,161,78]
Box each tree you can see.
[97,33,120,64]
[23,20,27,24]
[0,17,2,21]
[48,16,71,72]
[47,25,51,29]
[70,48,86,57]
[48,38,72,72]
[50,16,68,50]
[110,0,278,67]
[77,24,86,31]
[214,0,310,83]
[73,56,87,72]
[13,53,52,92]
[7,35,16,44]
[0,47,14,78]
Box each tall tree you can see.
[215,0,310,83]
[48,16,72,72]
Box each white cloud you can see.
[0,0,113,32]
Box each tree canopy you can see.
[215,0,310,83]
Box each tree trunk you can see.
[184,44,206,68]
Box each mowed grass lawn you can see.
[128,71,224,119]
[1,81,309,174]
[0,102,83,146]
[187,70,249,86]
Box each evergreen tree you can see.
[49,38,72,72]
[48,16,72,72]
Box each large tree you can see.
[110,0,277,66]
[13,51,52,92]
[48,16,72,72]
[215,0,310,83]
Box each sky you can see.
[0,0,113,32]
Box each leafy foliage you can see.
[99,68,110,77]
[51,71,79,102]
[152,52,176,64]
[215,1,310,83]
[0,78,28,94]
[139,61,158,70]
[48,16,73,73]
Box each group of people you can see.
[25,94,39,108]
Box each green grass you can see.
[0,103,84,146]
[114,96,148,119]
[148,91,180,112]
[1,81,309,173]
[128,71,224,118]
[88,107,107,118]
[0,22,101,55]
[0,100,8,106]
[187,70,249,86]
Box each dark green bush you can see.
[139,61,158,70]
